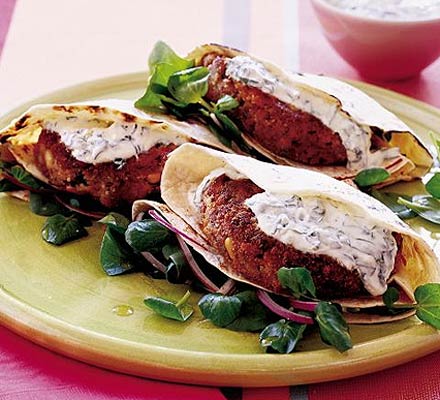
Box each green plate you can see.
[0,73,439,387]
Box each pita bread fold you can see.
[0,99,231,206]
[133,143,439,323]
[190,44,433,184]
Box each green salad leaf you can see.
[315,302,352,352]
[198,293,242,327]
[144,290,193,321]
[215,95,239,113]
[29,193,65,216]
[277,267,316,298]
[225,291,271,332]
[100,227,136,276]
[0,179,19,192]
[99,212,130,234]
[382,286,400,309]
[397,195,440,225]
[199,290,271,332]
[260,319,306,353]
[354,167,390,187]
[162,244,187,283]
[9,165,41,189]
[167,67,210,104]
[371,190,416,220]
[125,219,170,252]
[426,173,440,199]
[42,214,87,246]
[414,283,440,329]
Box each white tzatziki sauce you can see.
[324,0,440,21]
[225,56,400,171]
[245,191,397,296]
[45,118,188,165]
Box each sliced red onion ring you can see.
[148,209,208,250]
[54,194,106,219]
[256,290,314,325]
[289,298,318,312]
[176,235,220,293]
[140,251,167,273]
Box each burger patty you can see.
[33,129,177,208]
[199,174,402,299]
[201,53,348,166]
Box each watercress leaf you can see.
[371,190,416,219]
[42,214,87,246]
[135,63,188,111]
[426,173,440,199]
[277,267,316,298]
[214,111,243,141]
[98,212,130,234]
[148,41,193,72]
[315,302,352,352]
[10,165,41,189]
[415,283,440,329]
[198,293,242,327]
[226,291,272,332]
[0,179,19,192]
[125,219,170,252]
[383,286,400,308]
[259,319,306,354]
[354,167,390,187]
[429,131,440,162]
[162,244,187,283]
[100,227,136,275]
[398,195,440,225]
[29,193,65,216]
[215,95,239,113]
[168,67,210,104]
[144,290,193,322]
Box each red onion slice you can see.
[54,194,106,219]
[176,235,220,293]
[140,251,167,273]
[148,209,208,250]
[289,298,318,312]
[256,290,314,325]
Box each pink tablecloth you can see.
[1,1,440,400]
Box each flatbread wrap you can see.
[0,99,229,207]
[133,143,440,323]
[190,44,433,184]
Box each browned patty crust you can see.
[199,174,402,299]
[201,53,348,166]
[34,129,177,208]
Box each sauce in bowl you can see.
[324,0,440,21]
